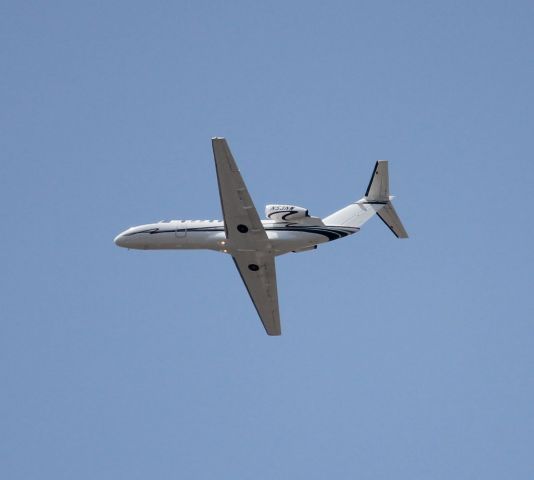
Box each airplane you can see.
[114,137,408,335]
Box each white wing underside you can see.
[212,138,281,336]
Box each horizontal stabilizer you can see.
[377,202,408,238]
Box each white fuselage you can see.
[114,220,359,256]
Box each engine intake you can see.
[265,204,309,222]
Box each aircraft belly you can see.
[129,230,224,250]
[267,229,328,253]
[186,230,226,250]
[143,231,186,249]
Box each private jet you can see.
[114,138,408,335]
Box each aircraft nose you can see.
[114,232,128,247]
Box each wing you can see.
[211,137,281,335]
[232,251,281,336]
[211,137,270,250]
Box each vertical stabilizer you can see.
[365,161,389,201]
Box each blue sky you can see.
[1,1,533,478]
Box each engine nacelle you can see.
[265,204,309,222]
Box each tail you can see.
[323,161,408,238]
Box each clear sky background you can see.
[1,1,533,478]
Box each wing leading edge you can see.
[212,137,281,336]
